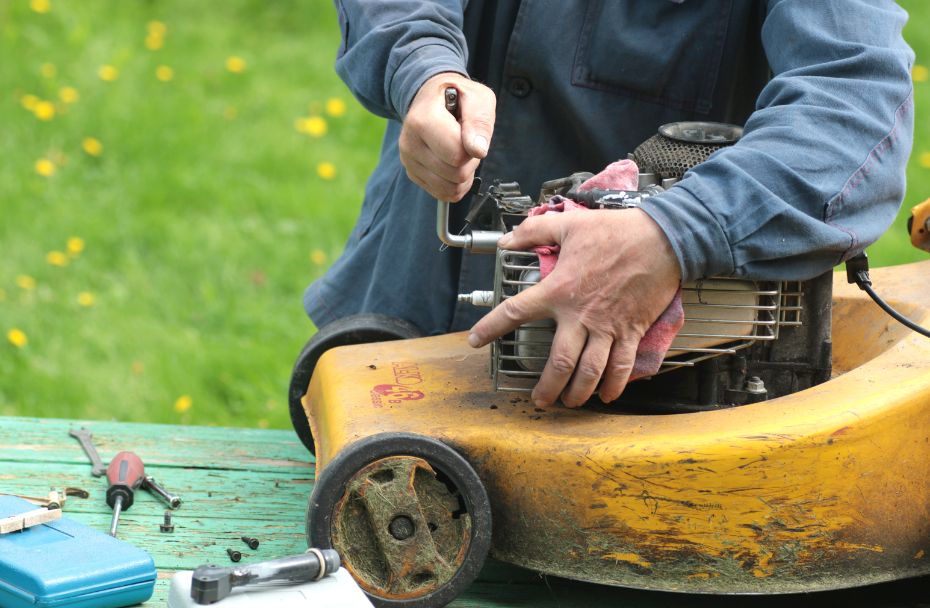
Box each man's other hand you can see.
[468,209,682,408]
[399,72,496,202]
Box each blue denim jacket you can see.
[305,0,914,336]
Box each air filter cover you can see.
[633,121,743,180]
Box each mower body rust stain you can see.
[304,262,930,593]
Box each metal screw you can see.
[388,515,415,541]
[241,536,259,550]
[226,548,242,562]
[159,511,175,533]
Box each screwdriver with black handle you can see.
[106,451,145,537]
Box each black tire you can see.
[307,433,492,608]
[288,314,422,454]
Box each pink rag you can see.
[526,159,684,382]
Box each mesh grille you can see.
[632,134,729,181]
[490,250,799,393]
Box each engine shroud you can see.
[489,231,831,412]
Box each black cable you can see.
[860,282,930,338]
[845,252,930,339]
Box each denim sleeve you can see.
[333,0,469,121]
[639,0,915,282]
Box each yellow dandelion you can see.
[317,162,337,180]
[920,151,930,169]
[223,106,238,120]
[58,86,79,103]
[913,64,928,83]
[29,0,50,14]
[174,395,193,413]
[20,94,39,111]
[35,158,55,177]
[325,97,347,117]
[33,100,55,121]
[145,33,164,51]
[40,63,56,78]
[7,329,28,348]
[66,236,85,255]
[46,251,68,267]
[98,65,119,82]
[302,116,327,137]
[225,55,246,73]
[155,65,174,82]
[257,419,269,429]
[310,249,327,265]
[77,292,95,307]
[131,360,145,374]
[147,20,167,36]
[82,137,103,157]
[16,275,36,290]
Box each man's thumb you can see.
[498,213,563,250]
[459,98,495,159]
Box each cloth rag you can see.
[526,159,684,382]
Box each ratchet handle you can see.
[444,87,460,120]
[232,549,341,587]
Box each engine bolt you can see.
[226,548,242,562]
[746,376,766,394]
[241,536,259,550]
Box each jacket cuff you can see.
[389,42,468,119]
[638,182,735,281]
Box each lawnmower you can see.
[289,121,930,608]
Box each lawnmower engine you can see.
[445,121,833,411]
[298,120,930,608]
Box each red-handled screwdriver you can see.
[106,451,145,537]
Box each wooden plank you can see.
[0,462,313,519]
[0,416,312,473]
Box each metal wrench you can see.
[68,427,106,477]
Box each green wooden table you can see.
[1,416,927,607]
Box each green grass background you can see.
[1,0,928,430]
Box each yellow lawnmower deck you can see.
[303,260,930,596]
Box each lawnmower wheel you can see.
[306,433,492,608]
[288,314,421,454]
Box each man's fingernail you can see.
[498,232,513,247]
[472,134,489,155]
[468,332,481,347]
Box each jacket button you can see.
[508,77,532,98]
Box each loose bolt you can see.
[241,536,259,550]
[159,511,175,533]
[226,548,242,562]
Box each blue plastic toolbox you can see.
[0,495,156,608]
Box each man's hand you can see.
[399,73,496,202]
[468,209,681,408]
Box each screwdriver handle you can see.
[106,451,145,510]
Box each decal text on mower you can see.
[369,362,425,407]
